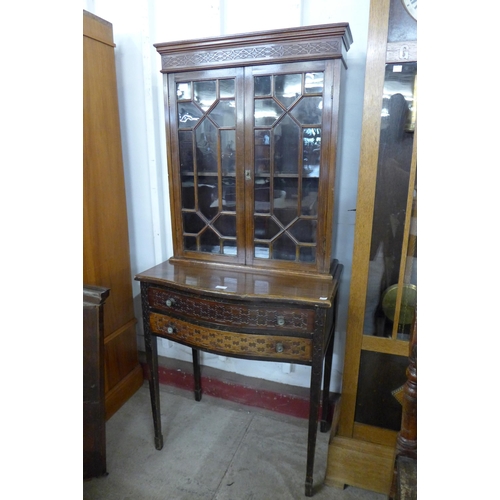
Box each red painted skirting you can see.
[141,363,327,420]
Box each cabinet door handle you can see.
[275,342,284,353]
[165,298,176,307]
[167,326,175,334]
[277,316,285,326]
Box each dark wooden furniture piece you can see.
[326,0,417,495]
[83,10,143,419]
[136,259,341,496]
[137,23,352,497]
[83,285,110,480]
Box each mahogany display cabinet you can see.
[136,22,353,496]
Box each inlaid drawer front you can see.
[148,286,314,332]
[149,313,312,362]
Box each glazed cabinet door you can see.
[244,61,339,274]
[165,60,341,275]
[166,68,247,264]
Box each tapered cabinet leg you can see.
[305,326,325,497]
[142,283,163,450]
[192,348,202,401]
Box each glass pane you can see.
[199,227,220,253]
[197,181,218,221]
[273,178,298,225]
[255,99,283,126]
[302,128,321,176]
[195,119,218,172]
[221,176,236,210]
[272,233,296,261]
[299,246,315,263]
[209,100,236,127]
[289,219,315,243]
[254,243,270,259]
[221,130,236,174]
[305,72,324,94]
[184,236,197,251]
[194,80,216,111]
[355,351,408,431]
[274,115,299,174]
[178,102,203,129]
[220,79,235,98]
[182,212,205,234]
[301,182,318,216]
[222,240,237,255]
[254,216,281,240]
[254,178,271,213]
[290,96,323,125]
[255,130,271,174]
[363,62,417,337]
[179,130,194,172]
[275,74,301,108]
[214,214,236,237]
[180,177,195,210]
[177,82,192,100]
[254,76,271,96]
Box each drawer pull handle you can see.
[165,299,176,307]
[277,316,285,326]
[167,326,175,334]
[275,342,284,353]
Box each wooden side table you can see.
[136,259,342,496]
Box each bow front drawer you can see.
[148,286,315,333]
[149,313,312,363]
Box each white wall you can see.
[83,0,370,392]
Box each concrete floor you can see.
[83,382,386,500]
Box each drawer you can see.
[149,313,312,363]
[148,286,315,333]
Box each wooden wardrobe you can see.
[83,10,143,419]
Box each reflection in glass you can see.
[254,216,281,240]
[221,176,236,209]
[195,119,217,172]
[194,80,216,111]
[363,62,417,337]
[214,214,236,237]
[273,233,295,261]
[255,99,283,126]
[197,182,218,221]
[305,72,324,93]
[209,100,235,127]
[179,130,194,172]
[291,96,323,124]
[178,102,202,129]
[222,240,237,255]
[255,243,270,259]
[275,74,301,108]
[177,82,191,100]
[303,128,321,175]
[199,227,220,252]
[181,177,195,210]
[255,130,270,173]
[289,219,315,243]
[274,115,299,174]
[219,79,235,98]
[221,130,236,174]
[254,76,271,96]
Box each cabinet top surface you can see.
[135,260,341,307]
[154,22,352,52]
